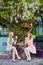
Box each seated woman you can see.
[24,33,36,61]
[6,32,21,62]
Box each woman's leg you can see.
[26,47,31,60]
[12,49,16,61]
[12,46,21,59]
[24,48,29,59]
[24,47,31,61]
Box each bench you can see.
[2,42,43,59]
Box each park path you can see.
[0,58,43,65]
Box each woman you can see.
[24,33,36,61]
[7,32,21,62]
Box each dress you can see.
[25,37,36,54]
[6,37,16,51]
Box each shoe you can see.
[12,59,16,62]
[18,57,21,60]
[27,58,31,62]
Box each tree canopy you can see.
[0,0,43,41]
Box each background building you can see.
[0,26,9,52]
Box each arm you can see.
[7,38,10,46]
[28,38,33,47]
[31,38,33,45]
[13,38,17,45]
[7,37,12,46]
[25,37,31,46]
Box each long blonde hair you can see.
[9,32,14,38]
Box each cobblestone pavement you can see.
[0,58,43,65]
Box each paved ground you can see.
[0,58,43,65]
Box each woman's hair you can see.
[9,32,14,37]
[28,32,32,39]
